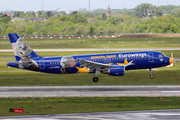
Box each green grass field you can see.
[1,97,180,116]
[0,37,180,49]
[0,37,180,116]
[0,50,179,86]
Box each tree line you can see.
[1,3,180,35]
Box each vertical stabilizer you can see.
[8,33,41,61]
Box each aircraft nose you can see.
[169,58,174,65]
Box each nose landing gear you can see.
[149,68,154,78]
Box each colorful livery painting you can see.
[7,33,174,82]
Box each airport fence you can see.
[1,33,180,39]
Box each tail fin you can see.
[8,33,41,61]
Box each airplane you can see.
[7,33,174,82]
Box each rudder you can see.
[8,33,41,61]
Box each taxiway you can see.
[1,109,180,120]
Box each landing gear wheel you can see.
[150,74,154,78]
[149,68,154,79]
[93,77,99,82]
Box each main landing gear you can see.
[149,68,154,78]
[93,77,99,82]
[93,69,100,82]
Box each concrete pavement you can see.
[1,109,180,120]
[1,86,180,97]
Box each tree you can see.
[139,24,148,33]
[95,15,102,20]
[159,5,178,14]
[170,23,178,33]
[127,11,134,16]
[40,14,48,19]
[66,16,75,23]
[31,11,36,17]
[46,11,52,17]
[73,14,87,23]
[86,12,94,17]
[5,27,16,34]
[0,17,11,23]
[148,6,158,18]
[175,12,180,18]
[89,25,94,35]
[59,16,66,21]
[157,11,163,17]
[171,8,180,14]
[13,11,21,17]
[91,9,106,16]
[50,12,54,17]
[19,11,25,18]
[135,3,154,18]
[37,11,43,16]
[102,13,107,21]
[106,16,120,25]
[25,26,34,34]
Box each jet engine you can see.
[102,66,125,76]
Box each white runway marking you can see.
[1,86,180,97]
[161,91,180,93]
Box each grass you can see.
[0,37,180,49]
[0,50,180,57]
[1,97,180,116]
[0,50,179,86]
[0,38,180,116]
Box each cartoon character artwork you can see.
[11,38,39,71]
[11,38,32,58]
[60,56,76,74]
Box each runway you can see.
[1,86,180,97]
[0,48,180,52]
[1,109,180,120]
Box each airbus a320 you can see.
[7,33,173,82]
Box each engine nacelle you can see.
[102,66,125,76]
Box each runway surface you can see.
[0,48,180,52]
[1,109,180,120]
[1,85,180,97]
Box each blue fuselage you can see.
[18,51,170,74]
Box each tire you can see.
[93,77,99,82]
[150,74,154,78]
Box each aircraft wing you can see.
[78,59,133,69]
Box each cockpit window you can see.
[159,54,165,57]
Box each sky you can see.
[0,0,180,12]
